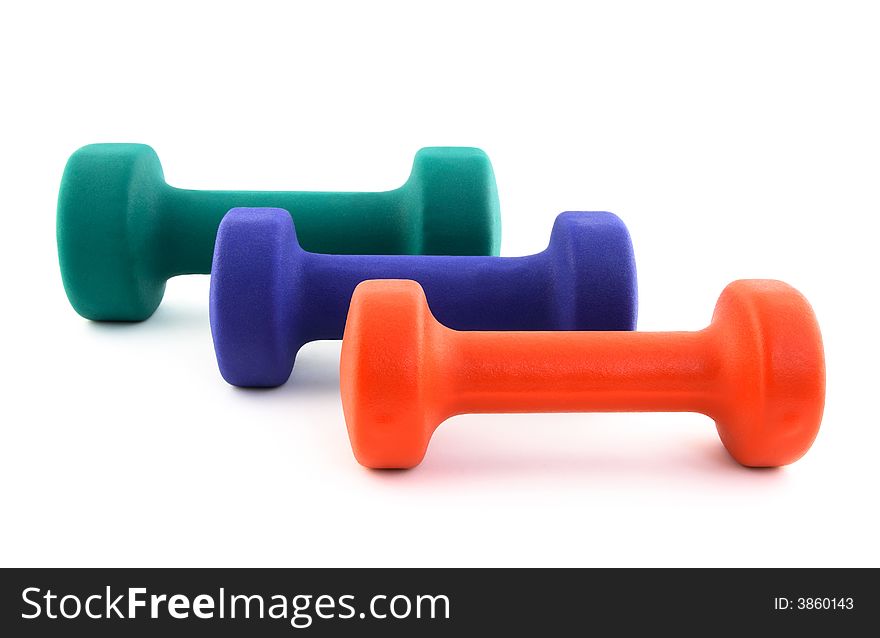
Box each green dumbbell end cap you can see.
[57,144,167,321]
[407,147,501,256]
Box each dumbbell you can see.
[210,207,638,387]
[340,279,826,469]
[57,143,500,321]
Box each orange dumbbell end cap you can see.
[340,280,439,469]
[709,280,825,467]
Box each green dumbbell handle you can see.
[160,189,406,276]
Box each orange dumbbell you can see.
[340,279,825,469]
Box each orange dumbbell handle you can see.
[437,328,719,418]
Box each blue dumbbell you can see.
[210,207,638,387]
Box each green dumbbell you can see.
[57,143,500,321]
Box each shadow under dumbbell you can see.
[229,341,342,398]
[361,413,788,488]
[283,341,342,396]
[85,303,208,334]
[82,276,210,333]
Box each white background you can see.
[1,1,878,567]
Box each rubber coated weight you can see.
[340,279,826,469]
[210,208,638,387]
[57,144,500,321]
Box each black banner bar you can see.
[1,568,875,635]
